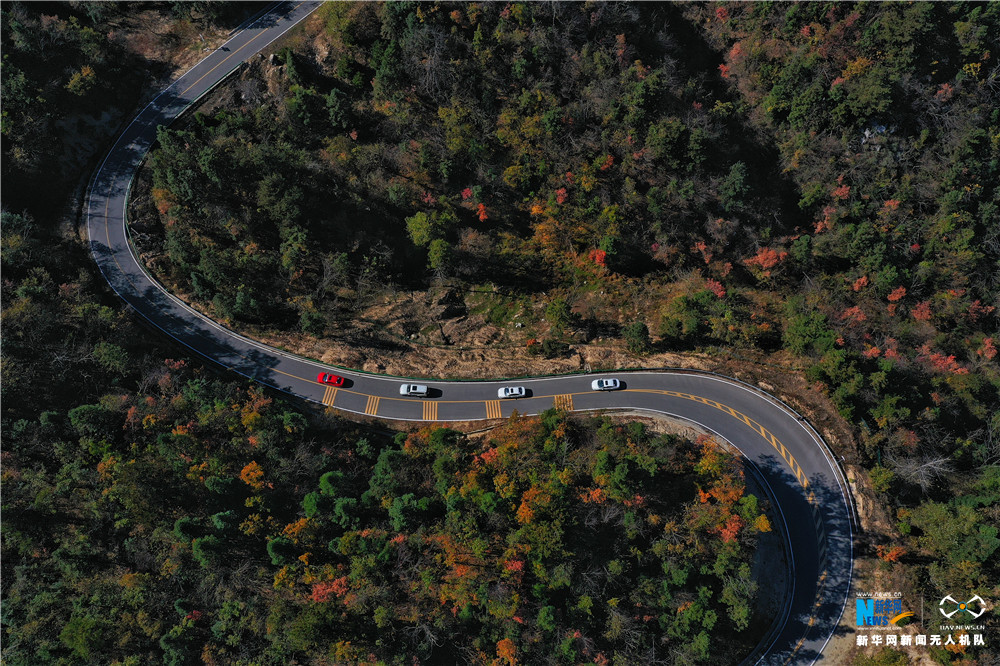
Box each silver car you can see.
[498,386,526,399]
[399,384,429,397]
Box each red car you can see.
[317,373,345,387]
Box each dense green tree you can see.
[623,321,652,354]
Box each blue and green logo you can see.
[856,598,913,626]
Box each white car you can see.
[399,384,429,397]
[591,378,621,391]
[498,386,526,399]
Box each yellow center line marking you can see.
[785,637,808,665]
[629,388,808,489]
[328,389,586,405]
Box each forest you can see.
[138,1,1000,650]
[4,350,771,664]
[2,2,1000,665]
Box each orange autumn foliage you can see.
[718,515,744,543]
[815,205,836,233]
[840,306,867,325]
[504,559,524,573]
[705,278,726,299]
[283,517,311,542]
[710,479,744,505]
[912,300,933,321]
[515,502,534,525]
[875,544,906,563]
[311,576,350,603]
[496,638,517,665]
[240,461,265,491]
[744,247,788,276]
[579,487,607,504]
[97,456,117,480]
[754,514,772,533]
[517,486,552,525]
[151,187,174,215]
[919,345,969,375]
[692,240,713,264]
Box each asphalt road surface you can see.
[86,2,854,663]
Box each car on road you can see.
[591,378,621,391]
[400,384,429,397]
[317,373,345,386]
[497,386,526,399]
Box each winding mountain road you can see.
[86,2,854,663]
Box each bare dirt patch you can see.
[167,287,712,381]
[112,9,234,81]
